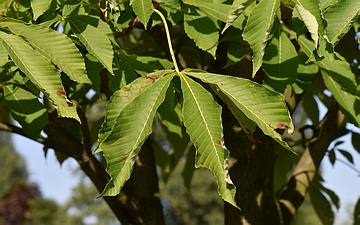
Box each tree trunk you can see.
[223,107,281,225]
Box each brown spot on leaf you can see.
[275,122,289,129]
[200,162,204,166]
[145,75,156,84]
[216,139,221,145]
[56,90,66,96]
[121,153,129,161]
[195,142,198,150]
[196,150,201,157]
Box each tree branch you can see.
[278,101,345,224]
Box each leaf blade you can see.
[0,31,79,121]
[180,74,238,208]
[97,71,175,196]
[68,16,114,74]
[185,69,294,151]
[242,0,280,77]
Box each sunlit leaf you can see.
[30,0,52,20]
[180,74,238,208]
[130,0,153,27]
[0,31,80,121]
[96,70,175,196]
[324,0,360,44]
[0,21,90,84]
[68,16,114,74]
[294,3,318,47]
[242,0,280,77]
[184,69,294,151]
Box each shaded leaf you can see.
[180,74,238,208]
[68,16,114,74]
[354,197,360,225]
[0,31,80,121]
[157,85,182,137]
[322,70,360,127]
[184,69,294,151]
[84,54,102,97]
[338,149,354,164]
[222,0,251,33]
[291,53,318,94]
[3,84,48,138]
[309,185,334,225]
[242,0,280,77]
[96,70,175,196]
[263,27,299,93]
[302,92,319,125]
[352,132,360,154]
[184,10,218,58]
[328,149,336,166]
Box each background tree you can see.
[0,0,359,224]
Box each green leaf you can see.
[352,132,360,154]
[222,0,250,33]
[263,27,299,93]
[157,85,183,137]
[0,31,80,121]
[338,149,354,164]
[130,0,153,27]
[3,84,48,138]
[0,43,8,67]
[242,0,280,77]
[96,70,175,196]
[309,185,334,225]
[0,21,90,84]
[328,149,336,165]
[294,0,325,35]
[68,16,114,74]
[224,41,251,68]
[180,74,238,208]
[182,145,196,189]
[184,10,219,58]
[354,197,360,225]
[302,92,319,125]
[109,52,140,91]
[84,54,102,96]
[324,0,360,44]
[291,53,318,94]
[322,70,360,127]
[184,69,294,151]
[293,3,319,47]
[30,0,52,20]
[184,0,233,24]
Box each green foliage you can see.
[0,0,359,222]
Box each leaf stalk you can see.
[152,8,180,73]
